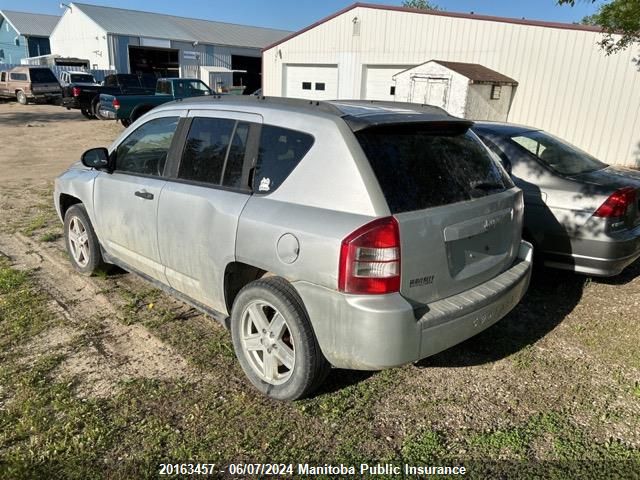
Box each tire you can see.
[231,277,330,401]
[120,118,132,128]
[16,91,27,105]
[92,98,105,120]
[80,108,95,119]
[63,204,107,276]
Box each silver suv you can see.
[54,97,533,400]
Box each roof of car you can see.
[472,121,540,135]
[159,96,472,131]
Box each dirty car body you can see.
[54,97,532,400]
[474,122,640,276]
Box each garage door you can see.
[363,65,413,101]
[284,64,338,100]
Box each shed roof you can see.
[70,2,291,49]
[0,10,60,37]
[394,60,518,86]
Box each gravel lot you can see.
[0,101,638,479]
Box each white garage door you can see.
[284,64,338,100]
[363,65,413,101]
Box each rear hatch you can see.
[29,68,61,94]
[356,123,523,304]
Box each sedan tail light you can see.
[71,86,81,97]
[594,187,637,218]
[338,217,401,295]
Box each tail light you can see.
[71,86,81,97]
[112,98,120,110]
[594,187,637,218]
[338,217,401,295]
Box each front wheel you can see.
[231,277,330,401]
[16,91,27,105]
[63,204,107,276]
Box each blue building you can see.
[0,10,59,64]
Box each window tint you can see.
[254,125,314,193]
[222,122,250,188]
[10,73,27,81]
[116,116,178,176]
[173,79,210,97]
[475,133,512,172]
[356,126,513,214]
[29,68,57,83]
[315,82,325,91]
[104,76,117,87]
[179,117,235,185]
[0,72,5,82]
[70,73,96,83]
[302,82,311,90]
[510,130,606,175]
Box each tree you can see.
[402,0,441,11]
[558,0,640,54]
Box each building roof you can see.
[0,10,60,37]
[432,60,518,85]
[70,2,291,49]
[264,2,603,51]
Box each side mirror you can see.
[81,147,109,170]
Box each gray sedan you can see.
[473,122,640,276]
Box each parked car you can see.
[59,71,99,88]
[98,78,212,127]
[473,122,640,276]
[54,97,533,400]
[0,66,61,105]
[61,73,157,119]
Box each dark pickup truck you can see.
[61,73,156,119]
[99,78,212,126]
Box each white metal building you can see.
[50,2,290,93]
[263,3,640,167]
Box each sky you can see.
[0,0,602,32]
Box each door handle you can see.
[134,190,154,200]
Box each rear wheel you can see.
[63,204,107,276]
[231,277,330,401]
[80,108,95,119]
[92,98,105,120]
[16,91,27,105]
[120,118,132,128]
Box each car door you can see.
[157,110,261,313]
[93,111,186,282]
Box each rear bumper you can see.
[61,97,81,109]
[294,240,533,370]
[543,223,640,277]
[98,108,118,120]
[30,92,62,102]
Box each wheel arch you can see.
[59,193,82,218]
[223,261,267,313]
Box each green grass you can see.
[40,231,61,242]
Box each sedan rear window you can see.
[356,125,512,213]
[510,130,606,176]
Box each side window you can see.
[512,136,546,158]
[156,81,171,95]
[104,76,116,87]
[254,125,314,193]
[222,122,250,188]
[178,117,235,185]
[115,116,179,176]
[1,72,5,82]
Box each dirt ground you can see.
[0,101,639,478]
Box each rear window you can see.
[253,125,314,193]
[356,125,513,213]
[29,68,57,83]
[510,130,607,176]
[70,73,96,83]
